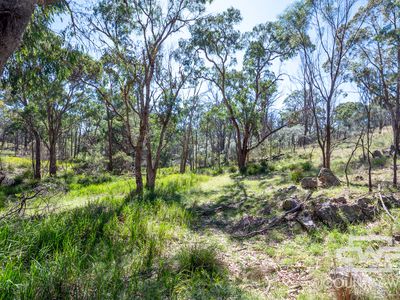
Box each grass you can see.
[1,127,400,299]
[0,164,252,299]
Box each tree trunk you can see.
[0,0,37,74]
[393,123,399,187]
[180,131,189,174]
[325,123,331,169]
[49,139,57,176]
[134,145,143,196]
[33,131,41,180]
[237,148,247,173]
[146,167,156,191]
[106,106,113,172]
[367,111,372,192]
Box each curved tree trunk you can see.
[0,0,36,73]
[0,0,59,74]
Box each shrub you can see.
[112,151,133,175]
[228,165,237,173]
[301,161,313,171]
[290,169,304,183]
[211,167,224,176]
[176,245,223,275]
[244,162,273,176]
[76,174,113,186]
[372,156,387,168]
[72,156,106,175]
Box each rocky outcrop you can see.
[313,196,379,227]
[0,171,5,184]
[300,177,317,190]
[296,211,316,231]
[318,168,340,187]
[281,196,299,211]
[372,150,383,158]
[0,171,15,187]
[314,202,344,227]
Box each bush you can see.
[243,161,273,176]
[211,167,224,176]
[301,161,313,171]
[112,152,133,175]
[228,165,237,173]
[372,156,387,168]
[290,169,304,183]
[72,156,106,175]
[76,174,113,186]
[176,245,223,275]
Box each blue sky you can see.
[207,0,294,29]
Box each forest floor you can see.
[1,129,400,299]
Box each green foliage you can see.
[112,151,133,175]
[372,156,388,168]
[290,169,304,183]
[211,167,224,176]
[243,161,274,176]
[76,173,113,186]
[176,245,223,275]
[228,165,238,173]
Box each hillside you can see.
[1,128,399,300]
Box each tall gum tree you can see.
[351,0,400,186]
[188,8,292,172]
[90,0,209,195]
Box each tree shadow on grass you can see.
[189,177,272,234]
[1,188,251,300]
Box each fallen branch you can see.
[377,185,395,222]
[239,192,313,238]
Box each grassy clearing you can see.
[0,171,252,300]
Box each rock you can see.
[354,175,364,181]
[379,194,400,209]
[300,177,317,190]
[0,171,5,184]
[296,211,316,231]
[282,196,299,211]
[393,234,400,243]
[357,197,374,207]
[339,204,366,223]
[372,150,383,158]
[314,202,344,227]
[318,168,340,188]
[1,176,15,187]
[331,196,347,204]
[277,185,297,194]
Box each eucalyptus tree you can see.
[299,0,365,169]
[276,1,313,139]
[351,0,400,186]
[0,0,63,74]
[90,0,208,194]
[188,9,291,171]
[3,16,89,177]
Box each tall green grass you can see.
[0,172,248,299]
